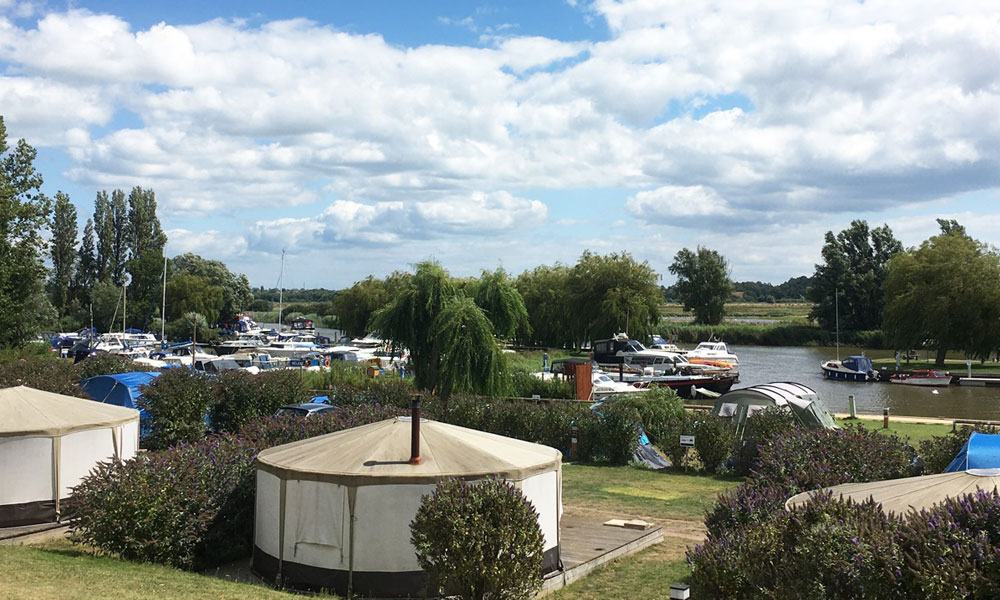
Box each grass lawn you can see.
[0,539,306,600]
[0,463,738,600]
[839,417,953,445]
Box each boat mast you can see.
[835,286,840,361]
[122,284,127,338]
[161,255,167,344]
[278,249,285,332]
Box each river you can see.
[707,345,1000,420]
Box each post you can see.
[570,426,579,460]
[895,351,901,371]
[848,395,856,419]
[968,359,973,379]
[409,395,422,465]
[883,407,890,429]
[618,362,623,382]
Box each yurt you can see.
[0,385,139,527]
[785,469,1000,516]
[253,409,562,597]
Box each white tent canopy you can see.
[253,416,563,598]
[785,469,1000,516]
[0,386,139,527]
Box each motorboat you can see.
[621,372,740,399]
[686,340,740,367]
[890,370,952,387]
[821,355,879,382]
[592,372,647,395]
[592,333,734,376]
[649,334,685,354]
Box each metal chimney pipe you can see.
[409,395,422,465]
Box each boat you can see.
[890,370,952,387]
[685,340,739,367]
[649,334,685,354]
[591,333,736,376]
[821,355,879,382]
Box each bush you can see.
[918,425,999,474]
[752,424,915,496]
[731,407,798,476]
[411,477,544,600]
[210,369,307,433]
[74,352,149,380]
[0,356,82,397]
[660,410,694,469]
[692,416,735,474]
[67,434,258,570]
[138,369,215,450]
[68,406,401,571]
[614,387,684,446]
[508,370,574,399]
[595,400,640,465]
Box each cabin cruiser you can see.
[591,333,735,376]
[890,369,952,387]
[686,340,740,367]
[215,333,270,354]
[821,355,879,382]
[649,334,685,354]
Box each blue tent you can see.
[945,432,1000,472]
[80,372,161,437]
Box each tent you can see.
[0,386,139,527]
[253,416,563,597]
[785,469,1000,516]
[79,372,160,437]
[945,432,1000,472]
[711,382,837,434]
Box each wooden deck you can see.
[539,512,663,596]
[0,522,69,546]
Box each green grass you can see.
[550,546,691,600]
[561,463,740,523]
[838,417,953,445]
[0,539,311,600]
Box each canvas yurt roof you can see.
[946,432,1000,472]
[712,382,837,429]
[785,469,1000,516]
[257,417,562,485]
[0,385,139,438]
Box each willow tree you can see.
[883,222,1000,365]
[474,267,530,340]
[370,261,507,398]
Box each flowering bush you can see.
[411,477,544,600]
[67,405,401,570]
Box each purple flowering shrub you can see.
[410,477,544,600]
[67,405,402,570]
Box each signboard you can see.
[679,435,695,447]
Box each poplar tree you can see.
[94,191,113,281]
[48,191,77,318]
[110,188,128,285]
[73,218,98,299]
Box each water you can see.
[712,345,1000,420]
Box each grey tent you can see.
[711,382,837,435]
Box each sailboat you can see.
[820,288,878,381]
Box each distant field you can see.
[660,302,813,322]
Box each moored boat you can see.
[686,340,740,367]
[821,355,879,382]
[890,369,952,387]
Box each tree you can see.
[166,273,224,325]
[515,264,573,347]
[73,218,98,303]
[566,251,661,344]
[109,189,129,285]
[0,116,53,346]
[883,222,1000,366]
[332,276,390,338]
[94,191,113,281]
[809,220,902,331]
[125,186,167,328]
[669,247,733,325]
[48,191,77,319]
[370,261,507,398]
[474,267,530,341]
[170,253,252,324]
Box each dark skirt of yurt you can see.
[0,500,57,528]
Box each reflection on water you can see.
[725,345,1000,420]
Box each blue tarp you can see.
[946,432,1000,472]
[80,372,161,437]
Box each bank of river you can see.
[715,345,1000,421]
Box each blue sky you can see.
[2,0,999,289]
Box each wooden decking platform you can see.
[0,522,69,546]
[539,512,663,596]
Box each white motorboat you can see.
[685,341,740,366]
[890,370,952,387]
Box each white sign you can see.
[679,435,695,447]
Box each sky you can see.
[2,0,999,290]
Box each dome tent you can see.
[253,415,562,598]
[945,431,1000,472]
[0,385,139,527]
[711,382,838,434]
